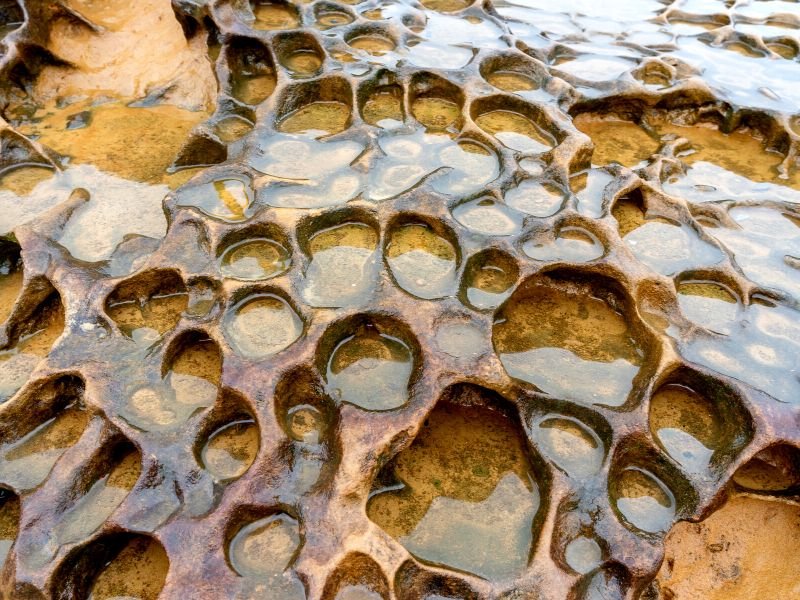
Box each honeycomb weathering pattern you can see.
[0,0,799,598]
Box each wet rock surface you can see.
[0,0,799,598]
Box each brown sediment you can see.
[219,238,291,280]
[277,101,351,134]
[0,300,64,357]
[53,448,142,546]
[410,97,460,130]
[348,34,395,55]
[493,280,642,366]
[575,114,660,168]
[677,282,737,303]
[486,71,537,92]
[201,420,259,481]
[88,536,169,600]
[326,325,412,410]
[106,291,188,340]
[0,166,55,195]
[649,384,721,471]
[420,0,472,12]
[0,491,20,569]
[170,337,222,387]
[367,401,534,537]
[17,101,208,183]
[0,266,22,326]
[475,109,554,151]
[224,294,303,359]
[655,120,800,189]
[363,89,404,125]
[612,194,647,237]
[386,223,458,300]
[732,446,800,492]
[0,405,90,491]
[367,391,539,580]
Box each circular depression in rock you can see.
[325,325,413,411]
[530,415,604,478]
[610,467,676,534]
[219,238,291,281]
[224,293,303,360]
[493,275,645,407]
[367,389,543,581]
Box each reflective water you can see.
[249,133,363,209]
[523,227,604,263]
[216,116,254,143]
[277,101,351,135]
[219,238,291,281]
[486,71,538,93]
[363,88,403,126]
[176,177,255,222]
[286,405,324,444]
[531,416,604,479]
[1,165,172,264]
[228,513,306,598]
[707,207,800,299]
[680,299,800,405]
[678,281,739,334]
[326,326,413,411]
[230,43,276,105]
[124,337,220,431]
[302,222,379,307]
[368,398,540,580]
[107,290,187,345]
[649,384,721,473]
[16,100,207,182]
[411,97,460,131]
[0,297,64,402]
[494,280,643,407]
[624,220,724,277]
[251,2,300,31]
[369,131,499,200]
[283,50,323,77]
[53,449,141,548]
[316,9,354,29]
[453,197,524,237]
[611,467,676,534]
[386,224,458,300]
[201,420,259,482]
[0,404,90,491]
[348,34,396,56]
[224,294,303,360]
[475,110,554,154]
[229,513,300,577]
[462,251,518,310]
[657,121,800,189]
[0,491,19,569]
[505,179,564,217]
[335,586,383,600]
[564,536,602,575]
